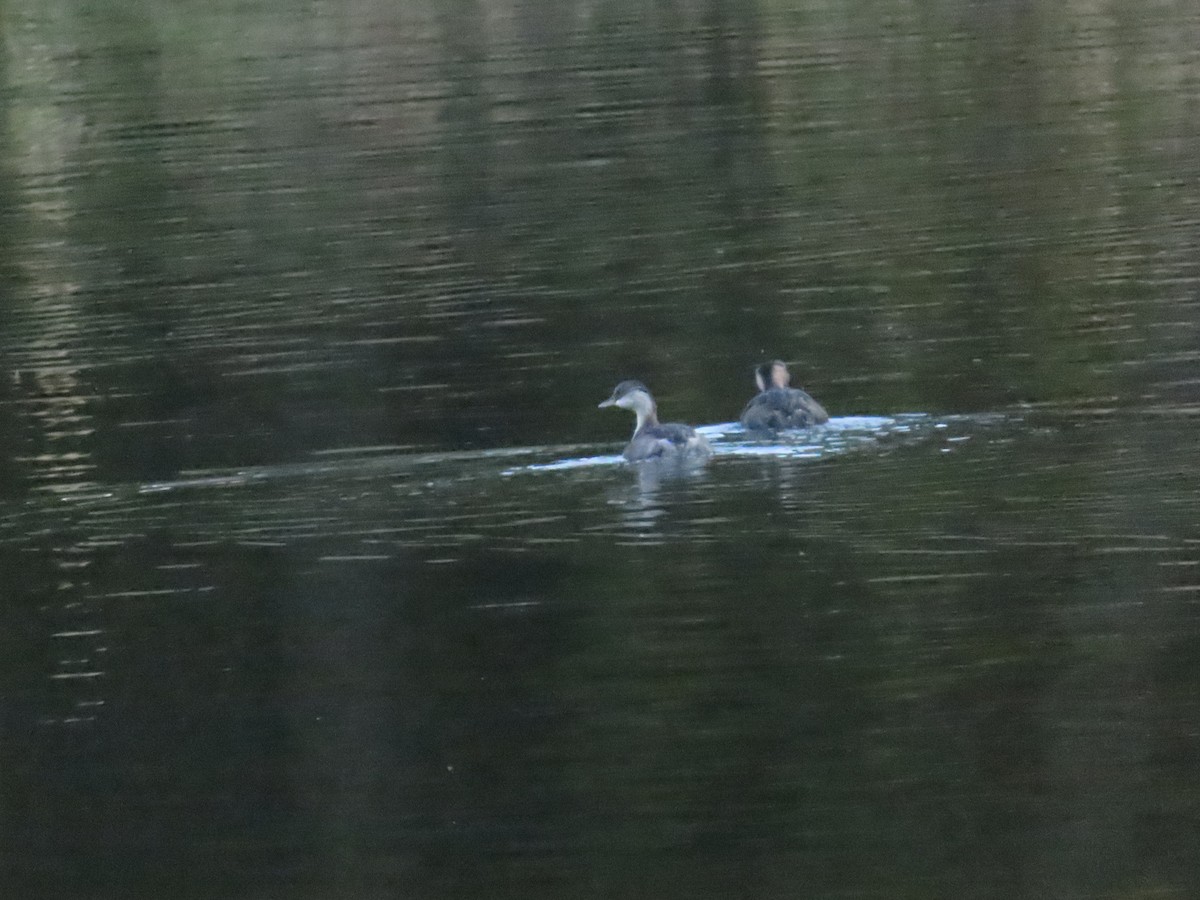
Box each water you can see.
[3,1,1200,898]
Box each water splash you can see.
[125,413,1014,492]
[510,413,1006,473]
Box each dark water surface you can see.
[3,1,1200,898]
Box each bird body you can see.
[598,380,712,462]
[739,361,828,431]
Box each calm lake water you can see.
[3,1,1200,898]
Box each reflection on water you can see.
[5,412,1200,898]
[2,0,1200,897]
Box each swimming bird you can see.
[739,360,829,431]
[598,380,712,462]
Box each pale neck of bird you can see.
[632,398,659,433]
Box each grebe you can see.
[739,360,829,431]
[598,380,712,462]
